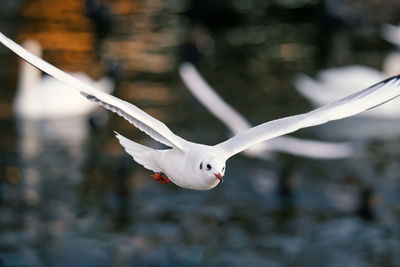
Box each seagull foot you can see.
[151,172,170,184]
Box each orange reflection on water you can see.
[6,166,20,184]
[119,82,174,103]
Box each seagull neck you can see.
[17,59,41,99]
[16,40,43,99]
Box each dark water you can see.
[1,1,400,266]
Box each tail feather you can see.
[115,131,161,172]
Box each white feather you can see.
[115,132,162,172]
[294,59,400,119]
[217,76,400,158]
[0,33,187,151]
[179,62,354,159]
[2,33,400,190]
[14,42,114,119]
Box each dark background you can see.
[1,0,400,266]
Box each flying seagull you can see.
[179,62,355,160]
[1,32,400,190]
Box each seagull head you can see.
[199,158,226,184]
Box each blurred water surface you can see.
[1,0,400,266]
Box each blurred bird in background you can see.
[179,62,356,160]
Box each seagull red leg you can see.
[151,172,170,184]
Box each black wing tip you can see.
[364,74,400,112]
[385,73,400,82]
[374,74,400,87]
[80,91,97,100]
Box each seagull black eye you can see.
[206,164,212,170]
[222,167,225,171]
[200,163,203,170]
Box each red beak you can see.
[214,173,223,182]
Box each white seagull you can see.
[294,53,400,119]
[178,62,354,159]
[1,32,400,190]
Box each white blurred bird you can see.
[381,23,400,47]
[179,62,355,160]
[294,52,400,119]
[2,32,400,190]
[14,40,114,120]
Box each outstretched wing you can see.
[216,75,400,158]
[179,62,355,159]
[0,33,187,150]
[179,62,252,133]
